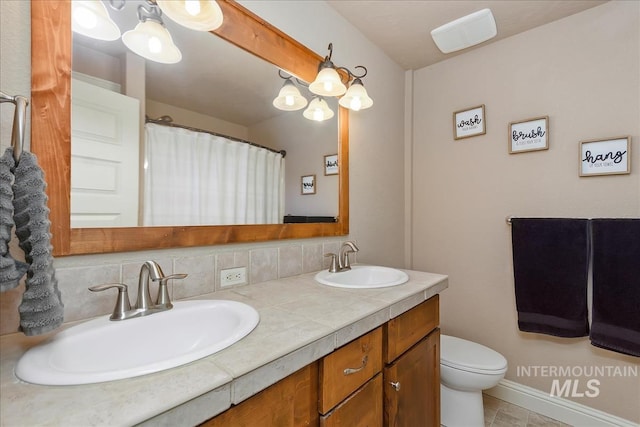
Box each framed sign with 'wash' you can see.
[453,104,486,140]
[579,136,630,177]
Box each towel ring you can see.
[0,91,29,162]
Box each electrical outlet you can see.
[220,267,247,287]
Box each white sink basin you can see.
[314,265,409,289]
[15,300,259,385]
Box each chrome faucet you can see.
[339,241,359,270]
[89,260,187,321]
[135,260,164,311]
[324,241,360,273]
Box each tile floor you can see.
[483,394,572,427]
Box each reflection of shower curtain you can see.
[143,123,285,226]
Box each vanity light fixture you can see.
[303,97,334,122]
[274,43,373,120]
[156,0,224,31]
[71,0,120,41]
[72,1,225,64]
[122,3,182,64]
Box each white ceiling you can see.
[327,0,608,70]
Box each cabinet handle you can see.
[343,355,368,375]
[390,381,401,391]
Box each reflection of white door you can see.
[71,78,140,227]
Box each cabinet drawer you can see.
[319,326,383,414]
[320,373,383,427]
[384,295,439,363]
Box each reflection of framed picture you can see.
[301,174,316,194]
[324,154,338,175]
[509,116,549,154]
[453,104,485,140]
[579,136,631,177]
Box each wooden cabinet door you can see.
[383,329,440,427]
[201,362,318,427]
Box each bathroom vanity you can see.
[0,269,447,426]
[204,296,439,426]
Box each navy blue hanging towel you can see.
[590,218,640,357]
[511,218,590,337]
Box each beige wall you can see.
[411,1,639,422]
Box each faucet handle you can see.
[89,283,132,321]
[156,273,188,309]
[324,253,339,273]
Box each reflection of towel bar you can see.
[0,91,29,162]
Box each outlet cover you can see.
[220,267,247,287]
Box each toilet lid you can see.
[440,335,507,374]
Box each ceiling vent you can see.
[430,8,497,54]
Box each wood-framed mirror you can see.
[30,0,349,256]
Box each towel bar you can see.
[0,91,29,161]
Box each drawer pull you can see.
[343,355,368,375]
[390,381,401,391]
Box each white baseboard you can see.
[484,379,639,427]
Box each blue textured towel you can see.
[11,150,64,336]
[0,147,28,292]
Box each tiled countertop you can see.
[0,268,447,426]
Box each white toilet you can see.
[440,335,508,427]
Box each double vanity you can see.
[0,267,447,426]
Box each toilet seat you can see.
[441,335,507,375]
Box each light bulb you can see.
[185,0,201,16]
[350,97,362,111]
[285,95,294,106]
[148,36,162,53]
[323,81,333,93]
[313,108,323,121]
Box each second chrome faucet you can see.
[89,260,187,321]
[325,241,360,273]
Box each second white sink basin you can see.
[315,265,409,289]
[15,300,259,385]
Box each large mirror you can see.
[31,0,349,256]
[71,1,339,228]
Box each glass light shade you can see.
[122,20,182,64]
[72,0,120,41]
[338,80,373,111]
[273,80,308,111]
[156,0,224,31]
[303,98,334,122]
[309,67,346,97]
